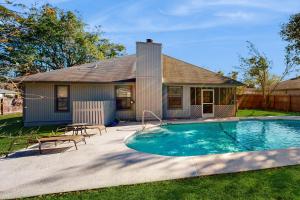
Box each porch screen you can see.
[168,86,183,109]
[219,88,235,105]
[190,87,201,105]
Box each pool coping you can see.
[165,115,300,124]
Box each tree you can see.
[228,71,238,80]
[0,2,125,77]
[281,13,300,67]
[217,70,224,76]
[238,42,276,107]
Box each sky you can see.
[4,0,300,78]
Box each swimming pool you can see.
[125,119,300,156]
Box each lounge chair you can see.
[37,135,86,154]
[85,124,107,135]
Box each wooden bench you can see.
[37,135,86,154]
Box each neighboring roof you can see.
[275,77,300,90]
[17,54,243,86]
[243,88,261,94]
[0,89,17,94]
[16,55,136,83]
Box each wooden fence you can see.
[73,101,115,125]
[238,94,300,112]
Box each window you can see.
[116,86,132,110]
[55,85,70,112]
[190,87,201,105]
[168,86,183,109]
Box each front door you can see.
[202,89,214,118]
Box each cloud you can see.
[162,0,300,16]
[87,0,299,34]
[10,0,72,6]
[214,11,256,21]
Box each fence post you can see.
[289,95,292,112]
[0,98,3,115]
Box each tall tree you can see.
[238,42,276,107]
[0,2,125,77]
[281,13,300,68]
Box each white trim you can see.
[202,89,214,118]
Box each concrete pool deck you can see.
[1,117,300,199]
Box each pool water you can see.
[125,120,300,156]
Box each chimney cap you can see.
[146,39,153,43]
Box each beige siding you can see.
[24,83,135,126]
[71,84,114,101]
[25,83,72,125]
[135,42,163,120]
[163,85,190,118]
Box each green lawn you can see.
[28,165,300,200]
[0,113,63,155]
[237,109,300,117]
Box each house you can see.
[272,77,300,95]
[18,39,243,126]
[0,89,22,115]
[242,88,261,95]
[0,89,17,98]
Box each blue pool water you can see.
[125,120,300,156]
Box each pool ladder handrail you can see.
[142,110,163,130]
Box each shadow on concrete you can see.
[191,148,300,176]
[5,147,71,159]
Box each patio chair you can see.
[37,135,86,154]
[85,124,107,135]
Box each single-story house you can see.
[18,39,243,126]
[272,77,300,95]
[0,89,22,115]
[0,89,17,98]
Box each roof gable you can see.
[162,55,242,85]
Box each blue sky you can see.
[7,0,300,78]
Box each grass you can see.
[27,165,300,200]
[237,109,300,117]
[0,113,63,154]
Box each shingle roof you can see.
[275,77,300,90]
[163,55,243,85]
[17,54,243,86]
[16,55,136,83]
